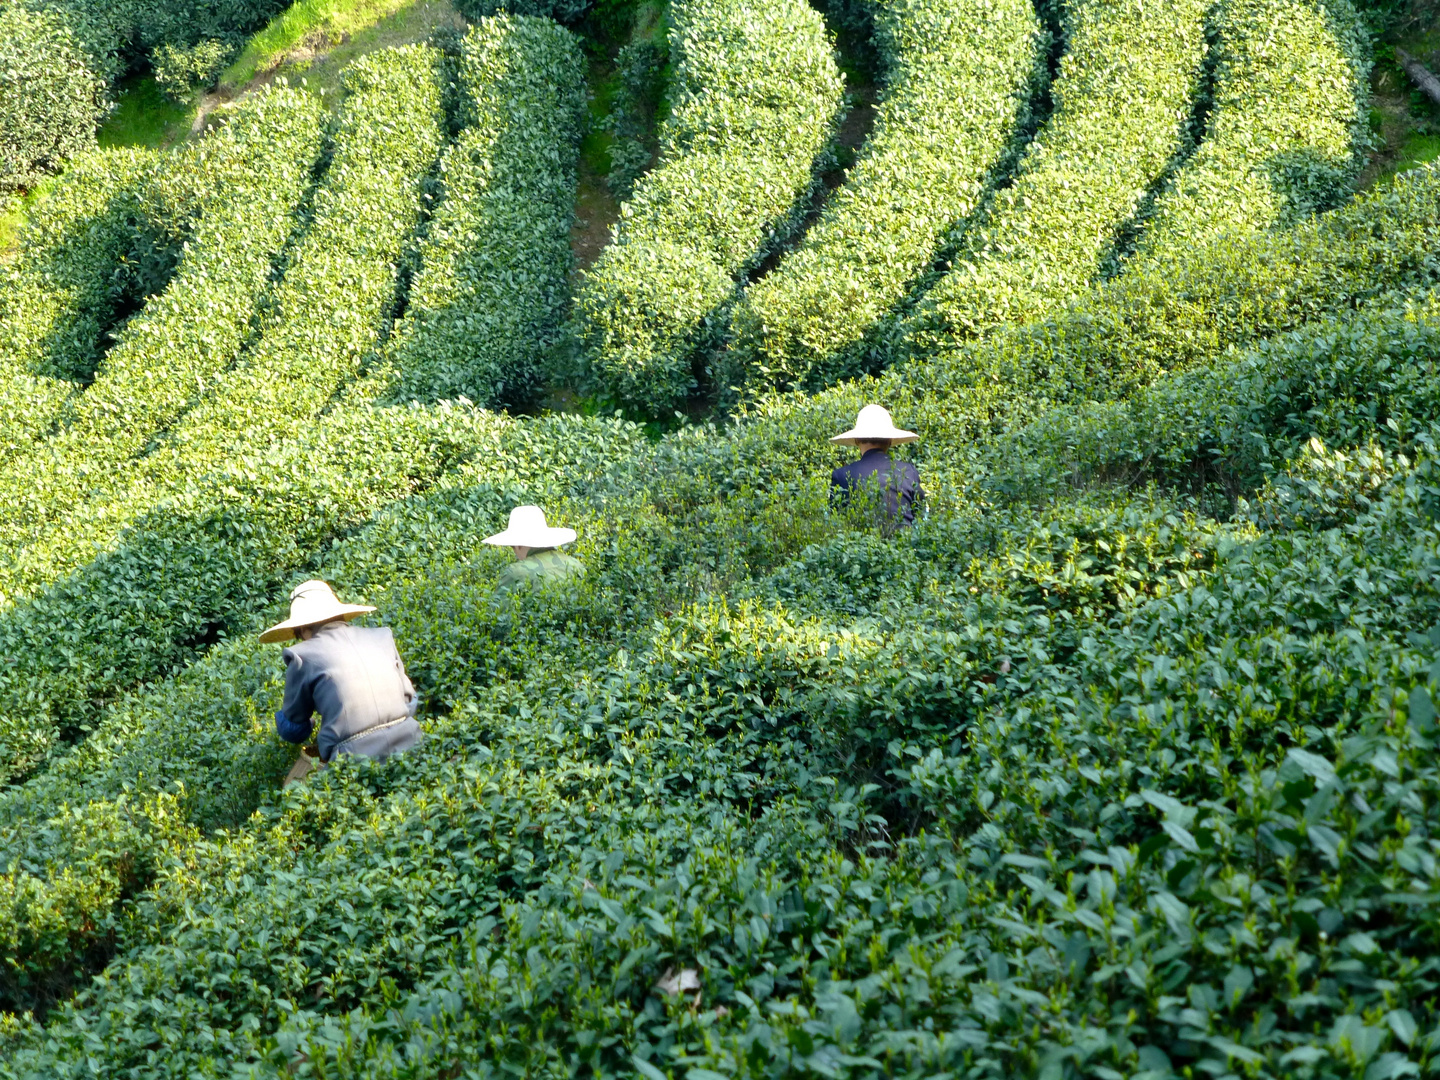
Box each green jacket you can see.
[495,548,585,596]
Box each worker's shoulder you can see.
[346,623,395,647]
[534,550,585,578]
[300,623,392,655]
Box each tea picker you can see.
[829,404,924,527]
[485,505,585,594]
[261,580,422,788]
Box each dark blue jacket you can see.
[275,622,421,762]
[830,448,923,526]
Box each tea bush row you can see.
[0,86,328,600]
[981,292,1440,506]
[574,0,844,416]
[669,164,1440,510]
[0,48,447,603]
[1130,0,1369,263]
[900,0,1210,353]
[725,0,1045,395]
[376,18,585,411]
[0,411,647,1009]
[0,148,165,457]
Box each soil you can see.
[571,170,621,272]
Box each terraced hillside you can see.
[8,0,1440,1076]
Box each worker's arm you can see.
[274,649,316,744]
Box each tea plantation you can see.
[2,0,1439,1075]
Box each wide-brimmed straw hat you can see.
[830,404,918,445]
[259,580,376,643]
[483,505,576,549]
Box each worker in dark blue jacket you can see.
[830,404,923,528]
[261,580,420,786]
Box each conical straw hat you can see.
[482,505,577,549]
[830,404,918,445]
[259,580,376,643]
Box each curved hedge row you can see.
[1130,0,1369,261]
[377,18,585,410]
[984,294,1440,502]
[0,47,449,605]
[0,410,647,1003]
[0,86,327,600]
[660,164,1440,506]
[0,148,164,457]
[574,0,844,417]
[904,0,1210,353]
[727,0,1045,395]
[0,3,107,194]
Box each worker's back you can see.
[495,548,586,595]
[280,623,420,761]
[831,447,922,525]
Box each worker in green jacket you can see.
[485,504,585,595]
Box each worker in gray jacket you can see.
[261,580,421,787]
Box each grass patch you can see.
[1385,129,1440,178]
[222,0,441,89]
[97,75,195,149]
[0,175,62,260]
[0,195,28,259]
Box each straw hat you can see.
[259,580,376,643]
[483,505,576,549]
[830,404,918,445]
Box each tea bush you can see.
[574,0,844,416]
[11,9,1440,1078]
[727,0,1046,394]
[1130,0,1370,262]
[605,39,669,200]
[1,0,292,186]
[151,37,237,102]
[0,794,195,1013]
[377,18,585,410]
[0,86,328,596]
[453,0,592,24]
[0,148,166,456]
[0,3,106,194]
[901,0,1211,351]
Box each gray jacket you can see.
[275,622,420,762]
